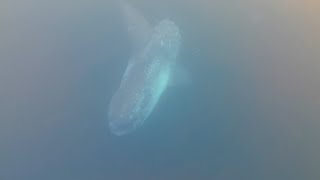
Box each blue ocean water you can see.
[1,0,319,180]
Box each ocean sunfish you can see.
[108,1,185,136]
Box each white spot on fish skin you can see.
[145,59,160,80]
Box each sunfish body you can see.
[108,2,183,136]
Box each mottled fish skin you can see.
[108,20,181,136]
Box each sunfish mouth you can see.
[109,117,145,136]
[109,121,134,136]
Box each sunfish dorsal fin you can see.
[120,0,153,52]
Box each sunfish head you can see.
[108,109,143,136]
[108,114,142,136]
[108,84,149,136]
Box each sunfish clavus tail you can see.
[108,1,185,136]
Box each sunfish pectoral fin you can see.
[169,64,192,87]
[120,0,153,52]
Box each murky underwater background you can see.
[0,0,319,179]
